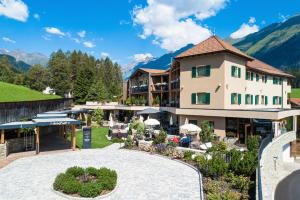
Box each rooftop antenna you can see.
[212,27,216,36]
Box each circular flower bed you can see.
[53,166,117,198]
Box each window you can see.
[273,96,282,105]
[231,93,241,105]
[231,66,241,78]
[261,95,265,105]
[256,74,259,82]
[273,77,279,85]
[192,65,211,78]
[288,79,291,86]
[262,75,265,83]
[189,120,198,125]
[246,71,251,80]
[251,72,254,81]
[245,94,253,105]
[255,95,259,105]
[191,92,210,105]
[265,96,268,105]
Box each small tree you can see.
[247,135,260,152]
[93,109,104,127]
[200,121,214,143]
[153,129,167,145]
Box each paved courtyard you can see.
[0,144,201,200]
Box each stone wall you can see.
[260,131,296,200]
[0,142,7,161]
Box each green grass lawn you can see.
[71,127,112,149]
[0,81,61,102]
[291,88,300,98]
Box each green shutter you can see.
[265,96,268,105]
[245,95,248,104]
[231,93,235,104]
[279,78,283,85]
[251,95,253,104]
[238,68,241,78]
[265,75,268,83]
[251,72,254,81]
[192,67,196,78]
[238,94,242,105]
[279,97,282,105]
[246,71,249,80]
[256,74,259,81]
[191,93,196,104]
[206,93,210,104]
[273,96,276,105]
[231,66,235,77]
[205,65,211,76]
[255,95,259,105]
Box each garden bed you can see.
[53,166,117,199]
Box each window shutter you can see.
[250,95,253,104]
[280,78,283,85]
[255,95,259,105]
[238,94,242,105]
[246,71,249,80]
[265,96,268,105]
[238,68,241,78]
[192,67,196,78]
[256,74,259,81]
[191,93,196,104]
[273,96,276,105]
[205,65,211,76]
[251,72,254,81]
[245,95,248,104]
[206,93,210,104]
[265,75,268,83]
[279,97,282,105]
[231,66,235,77]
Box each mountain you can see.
[0,49,49,67]
[233,14,300,70]
[0,54,31,72]
[124,44,194,79]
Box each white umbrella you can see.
[184,118,189,125]
[180,123,201,134]
[109,112,114,127]
[139,115,144,123]
[169,115,173,126]
[144,118,160,126]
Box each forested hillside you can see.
[0,50,123,104]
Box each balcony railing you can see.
[170,100,180,108]
[130,85,148,93]
[170,79,180,90]
[151,84,168,92]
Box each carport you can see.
[0,116,80,155]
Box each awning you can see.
[32,118,81,127]
[0,121,37,130]
[44,108,91,115]
[36,114,68,118]
[137,108,161,115]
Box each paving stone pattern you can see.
[0,144,200,200]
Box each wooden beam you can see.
[17,129,21,138]
[1,129,4,144]
[35,127,40,154]
[71,125,76,151]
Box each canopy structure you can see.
[137,108,161,115]
[44,108,91,115]
[36,114,68,119]
[0,121,37,130]
[32,117,81,127]
[144,118,160,126]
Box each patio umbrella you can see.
[169,115,173,126]
[184,118,189,125]
[139,115,144,123]
[180,123,201,135]
[144,118,160,126]
[109,113,114,127]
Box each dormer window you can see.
[231,66,241,78]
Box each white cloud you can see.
[0,0,28,22]
[133,53,153,62]
[230,17,259,39]
[45,27,65,36]
[132,0,227,51]
[83,41,95,48]
[77,30,86,38]
[33,13,39,20]
[101,52,109,58]
[2,36,16,43]
[42,35,51,41]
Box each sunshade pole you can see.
[1,129,4,144]
[35,127,40,154]
[71,125,76,151]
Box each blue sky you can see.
[0,0,300,66]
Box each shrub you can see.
[200,121,214,143]
[237,151,257,176]
[225,173,250,192]
[85,167,99,177]
[228,149,243,174]
[207,153,228,177]
[111,138,124,143]
[152,129,167,145]
[79,183,101,198]
[53,173,72,191]
[66,166,85,177]
[93,109,104,126]
[247,135,260,152]
[124,136,133,149]
[209,142,227,153]
[61,178,82,194]
[196,155,207,172]
[98,168,117,190]
[183,150,194,161]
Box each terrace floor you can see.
[0,144,201,200]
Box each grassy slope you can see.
[72,127,112,149]
[0,82,61,102]
[291,88,300,98]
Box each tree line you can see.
[0,50,123,104]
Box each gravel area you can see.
[0,144,201,200]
